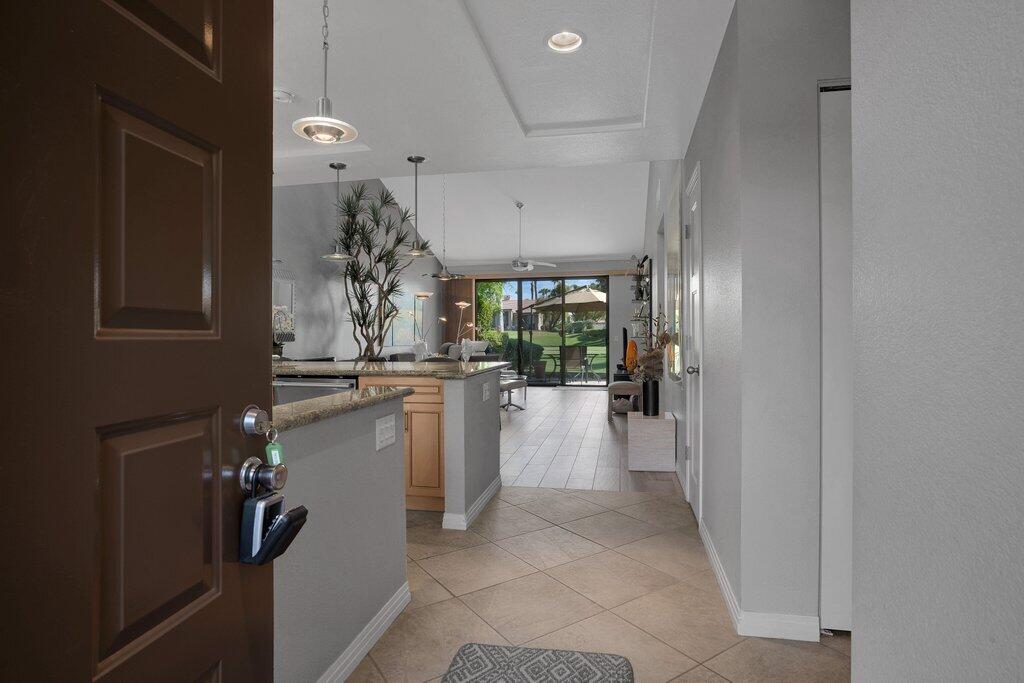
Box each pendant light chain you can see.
[413,159,420,247]
[441,174,447,263]
[321,0,330,100]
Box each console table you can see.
[627,412,676,471]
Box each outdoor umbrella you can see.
[525,286,607,314]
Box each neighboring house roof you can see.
[501,298,537,310]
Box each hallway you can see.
[353,488,850,681]
[498,387,682,493]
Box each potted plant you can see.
[333,183,428,359]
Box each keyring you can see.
[265,427,279,444]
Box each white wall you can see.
[272,179,444,360]
[851,1,1024,678]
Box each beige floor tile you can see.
[545,550,678,608]
[418,544,535,596]
[670,665,728,682]
[527,612,698,682]
[820,631,851,656]
[617,498,698,532]
[517,495,607,524]
[469,505,552,541]
[369,598,508,682]
[406,560,452,610]
[498,487,548,505]
[678,568,722,595]
[564,489,661,509]
[561,510,662,548]
[612,582,742,662]
[460,572,603,645]
[347,655,385,682]
[615,530,711,578]
[406,509,443,528]
[482,496,512,511]
[494,526,605,570]
[704,638,851,682]
[405,525,489,560]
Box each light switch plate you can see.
[375,414,396,451]
[482,381,491,402]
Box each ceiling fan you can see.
[510,200,556,272]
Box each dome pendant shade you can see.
[428,264,464,281]
[321,243,353,262]
[293,97,358,144]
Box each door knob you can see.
[686,365,700,375]
[240,457,288,494]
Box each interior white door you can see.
[684,166,703,520]
[819,84,853,631]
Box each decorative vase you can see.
[642,380,660,416]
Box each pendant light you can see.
[292,0,358,144]
[321,161,354,262]
[405,155,433,258]
[428,174,464,281]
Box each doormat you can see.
[442,643,634,682]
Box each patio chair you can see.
[561,346,598,383]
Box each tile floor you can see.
[352,487,851,682]
[497,387,682,493]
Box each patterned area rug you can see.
[442,643,634,682]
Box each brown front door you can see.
[3,1,273,679]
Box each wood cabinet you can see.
[359,376,445,511]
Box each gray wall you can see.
[681,6,743,597]
[443,371,501,520]
[735,0,849,619]
[274,398,407,682]
[273,179,443,360]
[852,0,1024,678]
[650,0,850,621]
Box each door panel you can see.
[819,85,853,631]
[684,168,703,519]
[4,0,272,679]
[407,404,444,494]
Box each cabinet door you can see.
[406,404,444,499]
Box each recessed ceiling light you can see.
[547,30,584,53]
[273,88,294,103]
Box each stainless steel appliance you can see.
[273,375,358,405]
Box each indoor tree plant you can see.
[334,183,429,359]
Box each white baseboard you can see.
[699,522,820,643]
[317,581,411,683]
[442,475,501,530]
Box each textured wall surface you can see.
[681,5,743,598]
[736,0,849,618]
[852,0,1024,678]
[273,179,443,360]
[274,398,407,682]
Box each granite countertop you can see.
[272,359,511,380]
[273,386,414,432]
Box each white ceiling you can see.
[272,0,734,185]
[380,162,649,266]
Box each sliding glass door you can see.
[476,276,608,386]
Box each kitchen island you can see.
[271,385,413,682]
[273,359,510,530]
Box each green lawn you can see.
[507,328,608,382]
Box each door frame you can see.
[684,162,704,520]
[818,78,853,631]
